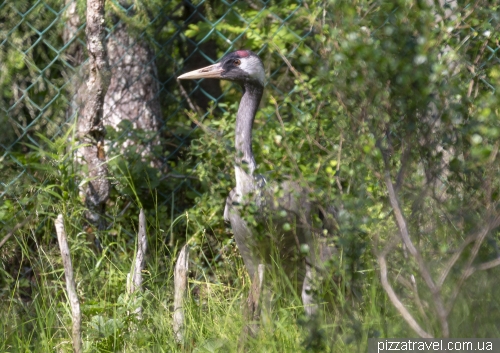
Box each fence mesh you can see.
[0,0,320,233]
[1,0,499,234]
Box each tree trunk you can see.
[63,0,164,231]
[78,0,110,231]
[103,23,163,167]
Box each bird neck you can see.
[234,82,263,196]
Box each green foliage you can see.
[1,0,500,351]
[187,0,500,340]
[0,0,73,149]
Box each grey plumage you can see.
[178,50,333,314]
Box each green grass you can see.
[0,210,384,352]
[2,208,500,352]
[1,135,499,352]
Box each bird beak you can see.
[177,63,224,80]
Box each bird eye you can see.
[234,59,241,66]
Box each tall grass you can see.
[2,206,500,352]
[1,131,499,351]
[0,205,382,352]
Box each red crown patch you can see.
[235,50,250,58]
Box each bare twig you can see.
[244,0,278,21]
[311,139,331,154]
[173,245,189,343]
[184,110,217,136]
[177,79,204,117]
[269,42,316,99]
[55,214,82,353]
[378,255,433,338]
[446,214,500,316]
[383,170,449,337]
[158,173,199,181]
[437,233,477,288]
[466,257,500,276]
[126,209,148,319]
[438,214,500,288]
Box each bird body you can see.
[179,50,332,314]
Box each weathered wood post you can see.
[55,214,82,353]
[173,245,189,343]
[126,209,148,318]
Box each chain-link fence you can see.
[1,0,499,234]
[3,1,500,344]
[0,0,319,232]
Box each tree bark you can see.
[103,23,163,167]
[78,0,110,231]
[63,0,165,230]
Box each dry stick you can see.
[127,209,148,318]
[378,255,433,338]
[384,171,449,337]
[177,79,204,117]
[269,42,316,100]
[173,244,189,343]
[177,81,217,137]
[409,274,432,330]
[438,213,500,288]
[446,214,500,316]
[55,215,82,353]
[466,256,500,277]
[437,233,477,288]
[466,39,489,98]
[240,264,265,346]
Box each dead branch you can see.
[466,257,500,277]
[177,78,204,117]
[55,214,82,353]
[269,42,316,99]
[383,170,449,337]
[126,209,148,319]
[173,245,189,343]
[378,255,433,338]
[446,214,500,316]
[438,214,500,288]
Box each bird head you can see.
[178,50,265,87]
